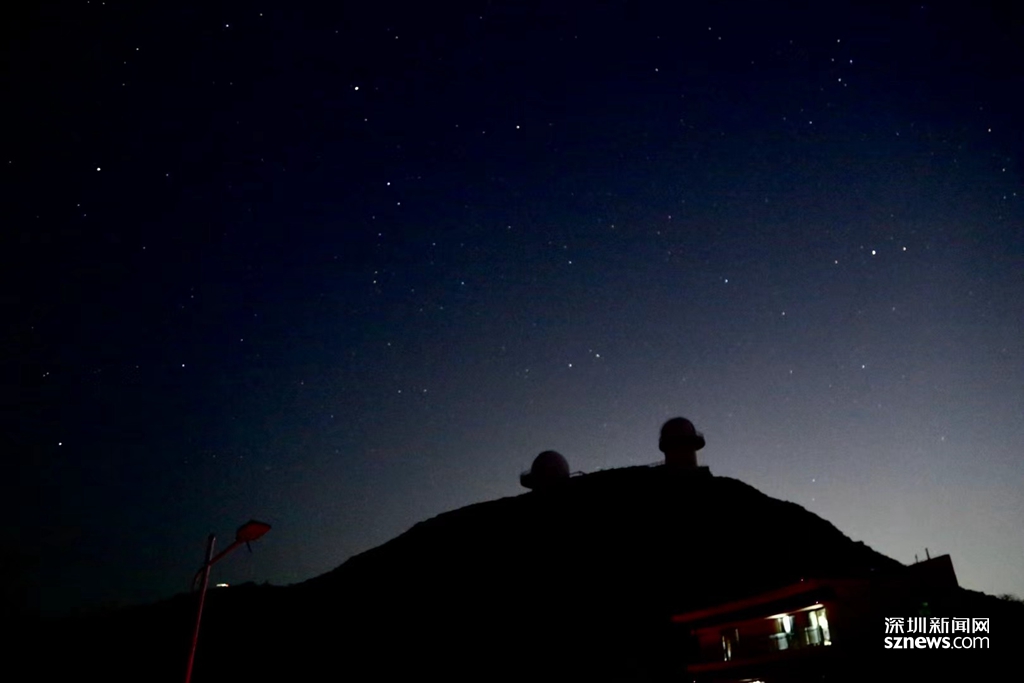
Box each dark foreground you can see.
[34,468,1024,681]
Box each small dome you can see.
[520,450,570,490]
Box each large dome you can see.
[658,417,705,452]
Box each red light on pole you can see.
[184,520,271,683]
[236,520,271,544]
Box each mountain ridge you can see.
[39,464,1020,680]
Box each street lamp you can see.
[184,520,271,683]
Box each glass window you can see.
[809,607,831,646]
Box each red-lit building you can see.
[671,555,960,682]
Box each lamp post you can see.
[184,520,271,683]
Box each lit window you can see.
[721,628,739,661]
[809,607,832,646]
[772,614,794,651]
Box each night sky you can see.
[6,1,1022,617]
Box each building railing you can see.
[699,625,829,664]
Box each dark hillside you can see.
[40,467,1020,680]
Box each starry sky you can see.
[6,1,1022,617]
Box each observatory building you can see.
[659,416,706,470]
[520,450,570,490]
[520,417,709,491]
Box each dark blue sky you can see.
[6,0,1022,616]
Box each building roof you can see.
[671,578,847,627]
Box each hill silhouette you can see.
[39,465,1021,680]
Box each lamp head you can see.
[236,520,271,543]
